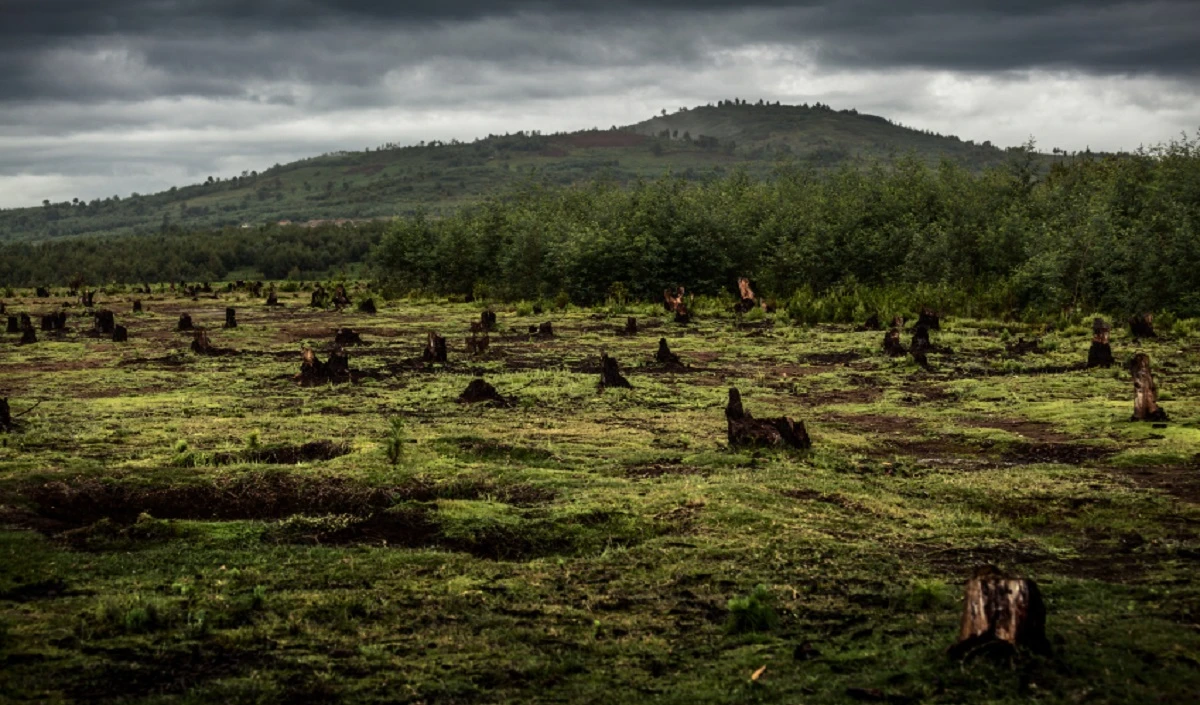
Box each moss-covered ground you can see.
[2,287,1199,703]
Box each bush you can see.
[726,584,779,634]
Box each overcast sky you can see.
[1,0,1197,209]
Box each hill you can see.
[0,101,1041,244]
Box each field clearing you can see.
[2,288,1200,704]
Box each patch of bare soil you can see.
[63,646,270,703]
[1108,462,1200,503]
[1001,443,1117,465]
[828,413,924,436]
[797,351,862,366]
[791,386,883,406]
[624,461,708,480]
[959,417,1075,443]
[781,488,869,512]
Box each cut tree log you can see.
[177,313,193,331]
[93,310,115,335]
[357,298,377,314]
[949,565,1049,659]
[1088,318,1114,368]
[1129,312,1156,339]
[917,307,940,330]
[112,325,128,342]
[598,352,633,389]
[224,307,237,329]
[883,328,906,357]
[725,388,811,450]
[334,328,364,346]
[1129,353,1168,422]
[458,378,512,406]
[422,332,448,363]
[190,330,214,355]
[655,337,682,366]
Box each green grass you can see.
[1,286,1198,703]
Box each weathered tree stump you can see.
[1129,353,1168,422]
[39,314,55,331]
[224,307,237,329]
[80,291,95,307]
[265,291,280,307]
[295,347,352,385]
[883,328,906,357]
[332,285,351,310]
[1005,337,1042,356]
[200,282,213,293]
[665,286,692,324]
[112,325,128,342]
[36,287,50,298]
[458,378,512,406]
[423,332,448,363]
[0,397,11,431]
[132,300,143,313]
[911,325,931,352]
[917,307,941,330]
[250,281,263,297]
[357,298,377,314]
[537,321,554,338]
[734,277,757,314]
[465,333,489,355]
[177,313,193,331]
[1088,318,1114,368]
[20,322,36,344]
[599,352,633,389]
[1129,313,1156,339]
[5,315,17,333]
[480,311,497,331]
[655,337,682,366]
[725,388,811,449]
[93,310,115,335]
[949,565,1049,659]
[325,348,350,379]
[19,313,31,330]
[861,313,881,331]
[310,286,327,308]
[190,330,214,355]
[0,302,5,315]
[623,317,638,335]
[334,328,364,346]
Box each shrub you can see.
[726,584,779,634]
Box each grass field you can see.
[2,287,1199,703]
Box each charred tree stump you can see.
[861,313,881,331]
[423,332,448,363]
[458,378,512,406]
[334,328,364,346]
[655,337,682,366]
[599,352,633,389]
[36,287,50,298]
[950,565,1049,659]
[310,286,327,309]
[332,285,351,310]
[80,291,95,308]
[883,328,906,357]
[93,310,115,335]
[358,298,377,314]
[734,277,757,314]
[465,333,489,355]
[537,321,554,338]
[19,313,31,330]
[1129,353,1168,422]
[250,281,263,297]
[917,307,941,330]
[911,325,931,352]
[725,388,811,450]
[1129,313,1156,339]
[132,300,143,313]
[20,322,36,345]
[190,330,214,355]
[112,325,128,342]
[5,315,17,333]
[40,314,55,332]
[325,348,350,379]
[480,311,497,331]
[224,307,237,329]
[0,397,11,431]
[177,313,193,331]
[1088,318,1114,369]
[265,291,280,307]
[294,347,352,385]
[0,302,4,315]
[624,317,638,335]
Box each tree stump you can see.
[734,277,757,314]
[891,315,905,329]
[0,302,4,315]
[861,313,881,331]
[20,322,36,344]
[883,328,906,357]
[265,291,280,307]
[224,307,237,329]
[0,397,11,431]
[465,333,489,355]
[19,313,31,330]
[5,315,17,333]
[325,348,350,380]
[1129,353,1168,422]
[334,328,364,346]
[949,565,1049,659]
[93,310,115,335]
[537,321,554,338]
[623,317,638,335]
[480,311,497,331]
[665,286,691,323]
[132,300,143,313]
[200,282,212,293]
[190,330,214,355]
[294,347,351,385]
[1088,318,1114,368]
[309,286,326,308]
[39,314,55,331]
[423,332,448,363]
[458,378,512,406]
[332,285,351,310]
[112,325,128,342]
[599,352,633,389]
[1005,337,1042,356]
[911,325,931,352]
[655,337,682,366]
[917,307,940,330]
[36,287,50,298]
[358,298,377,314]
[725,388,811,449]
[250,281,263,297]
[80,291,95,308]
[1129,313,1156,339]
[177,313,193,331]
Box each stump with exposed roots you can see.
[190,330,214,355]
[599,352,633,389]
[1129,312,1156,339]
[224,307,237,329]
[177,313,193,331]
[458,378,512,406]
[112,325,128,343]
[655,338,682,367]
[1088,318,1114,368]
[883,328,906,357]
[725,388,810,449]
[423,332,448,363]
[949,565,1049,660]
[1129,353,1168,422]
[334,328,364,346]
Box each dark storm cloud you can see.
[0,1,1197,106]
